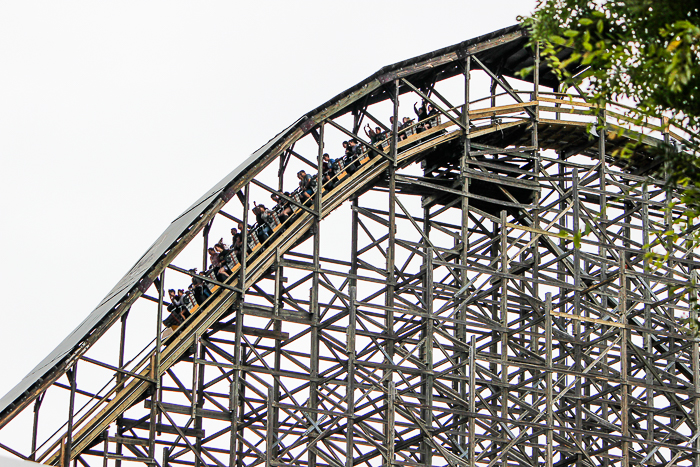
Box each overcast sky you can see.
[0,0,537,432]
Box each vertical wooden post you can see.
[391,80,399,166]
[229,182,250,467]
[468,335,476,467]
[619,256,629,467]
[308,122,324,467]
[545,293,553,467]
[271,248,282,464]
[266,387,274,467]
[350,197,360,466]
[422,243,434,465]
[30,394,43,461]
[148,270,165,465]
[346,285,356,467]
[193,340,205,467]
[64,361,78,467]
[240,184,250,297]
[499,210,509,467]
[203,220,211,272]
[572,168,583,466]
[115,309,129,467]
[387,381,396,467]
[692,270,700,467]
[102,429,109,467]
[458,55,471,454]
[385,109,397,467]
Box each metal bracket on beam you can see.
[221,186,237,203]
[377,72,397,85]
[300,118,317,134]
[137,278,153,294]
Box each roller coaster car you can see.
[162,291,196,333]
[182,293,196,312]
[223,250,241,275]
[335,160,349,183]
[357,148,371,165]
[290,191,304,211]
[401,119,417,139]
[162,312,182,329]
[247,230,262,253]
[265,210,283,232]
[162,283,219,340]
[427,114,441,128]
[377,114,444,153]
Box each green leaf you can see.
[550,35,568,46]
[573,231,582,249]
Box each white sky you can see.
[0,0,537,421]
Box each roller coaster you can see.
[1,24,699,467]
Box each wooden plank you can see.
[467,119,530,138]
[83,450,152,463]
[107,436,149,447]
[539,118,588,127]
[213,324,289,340]
[505,222,564,238]
[539,96,597,108]
[242,304,312,324]
[145,400,230,422]
[468,101,537,118]
[121,417,205,438]
[464,168,540,190]
[549,311,625,329]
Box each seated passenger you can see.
[297,170,314,200]
[426,103,438,129]
[348,139,363,156]
[208,247,230,281]
[215,238,228,252]
[414,100,429,133]
[190,269,212,305]
[322,153,335,185]
[400,117,414,140]
[164,289,186,329]
[167,289,181,312]
[271,193,292,221]
[389,116,398,137]
[342,141,352,159]
[252,204,273,240]
[259,205,279,231]
[343,140,364,173]
[364,124,381,145]
[231,227,243,251]
[176,289,192,318]
[373,127,384,144]
[235,222,249,260]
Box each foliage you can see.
[520,1,699,121]
[520,1,700,332]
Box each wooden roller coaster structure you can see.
[1,24,698,467]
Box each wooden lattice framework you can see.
[0,25,698,467]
